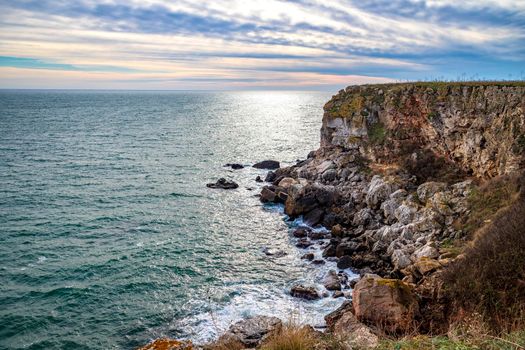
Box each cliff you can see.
[258,82,525,338]
[322,83,525,180]
[142,83,525,349]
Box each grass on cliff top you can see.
[377,330,525,350]
[356,80,525,90]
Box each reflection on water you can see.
[0,90,344,349]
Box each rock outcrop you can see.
[218,316,282,348]
[322,83,525,179]
[353,274,418,333]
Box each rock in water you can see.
[253,160,280,169]
[224,163,244,169]
[219,316,282,348]
[323,270,342,291]
[290,284,320,300]
[206,178,239,189]
[352,274,418,333]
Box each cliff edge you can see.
[322,83,525,180]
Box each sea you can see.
[0,90,355,349]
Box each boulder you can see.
[260,187,276,202]
[416,182,448,203]
[353,274,419,333]
[336,240,361,258]
[285,194,317,216]
[308,230,327,240]
[414,257,441,276]
[301,252,315,260]
[255,175,263,183]
[219,316,282,348]
[265,171,276,182]
[333,291,345,298]
[292,227,309,238]
[325,302,379,349]
[323,270,342,291]
[262,247,287,258]
[366,176,398,209]
[138,339,193,350]
[253,160,280,169]
[290,284,320,300]
[206,178,239,189]
[224,163,244,170]
[316,160,335,173]
[295,238,312,248]
[412,244,440,260]
[337,255,353,269]
[322,169,337,182]
[304,208,324,226]
[391,249,411,270]
[277,177,297,190]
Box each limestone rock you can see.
[366,176,397,209]
[325,301,379,349]
[219,316,282,348]
[417,182,448,203]
[412,244,440,260]
[414,257,442,276]
[352,274,419,333]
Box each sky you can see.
[0,0,524,90]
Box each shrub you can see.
[443,176,525,332]
[368,122,387,145]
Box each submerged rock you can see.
[219,315,282,348]
[253,160,280,169]
[206,178,239,189]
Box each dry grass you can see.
[202,338,245,350]
[460,174,521,237]
[376,329,525,350]
[260,325,320,350]
[443,175,525,332]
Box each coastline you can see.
[141,82,525,349]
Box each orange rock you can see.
[138,338,193,350]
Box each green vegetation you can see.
[444,178,525,332]
[460,175,520,237]
[368,122,387,144]
[360,81,525,89]
[427,111,439,121]
[376,331,525,350]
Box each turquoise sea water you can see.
[0,90,353,349]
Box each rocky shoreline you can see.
[141,82,525,349]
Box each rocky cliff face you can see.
[259,83,525,333]
[322,83,525,179]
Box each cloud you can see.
[0,0,523,89]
